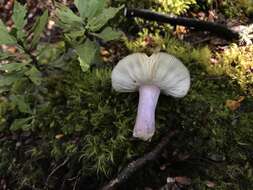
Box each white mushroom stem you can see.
[133,85,160,141]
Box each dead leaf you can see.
[225,96,245,111]
[144,36,155,46]
[197,12,206,20]
[208,10,218,22]
[55,134,64,139]
[210,57,218,64]
[175,26,188,40]
[100,48,110,57]
[167,177,175,184]
[178,153,190,161]
[206,181,216,188]
[174,176,191,185]
[160,165,166,171]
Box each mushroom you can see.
[111,52,190,141]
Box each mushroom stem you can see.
[133,85,160,141]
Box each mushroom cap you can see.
[111,52,190,97]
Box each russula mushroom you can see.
[111,52,190,141]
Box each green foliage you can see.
[215,44,253,96]
[114,0,196,54]
[239,0,253,17]
[114,0,196,15]
[74,0,106,19]
[94,26,124,42]
[31,10,49,48]
[56,1,123,71]
[75,39,98,72]
[0,1,129,188]
[125,32,212,65]
[1,32,253,189]
[0,20,17,45]
[154,0,196,15]
[219,0,243,18]
[196,0,250,18]
[0,64,146,188]
[12,1,27,31]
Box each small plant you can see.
[0,0,124,133]
[56,0,124,71]
[154,0,196,15]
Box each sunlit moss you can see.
[215,44,253,96]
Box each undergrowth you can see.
[1,36,253,189]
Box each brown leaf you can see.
[174,176,191,185]
[100,50,110,57]
[55,134,64,139]
[225,96,245,111]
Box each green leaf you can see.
[31,10,48,48]
[93,27,123,42]
[10,95,31,113]
[0,20,17,45]
[0,87,9,93]
[56,4,83,31]
[74,0,106,19]
[87,6,123,32]
[64,30,85,41]
[0,73,24,87]
[0,50,16,60]
[75,39,97,72]
[25,66,42,85]
[0,63,27,72]
[10,117,33,131]
[12,1,27,30]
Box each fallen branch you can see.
[100,130,178,190]
[124,8,240,40]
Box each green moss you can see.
[1,35,253,190]
[213,44,253,96]
[1,39,253,189]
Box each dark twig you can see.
[100,130,178,190]
[125,8,240,40]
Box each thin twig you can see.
[100,130,178,190]
[73,176,80,190]
[45,157,70,188]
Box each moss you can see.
[1,37,253,189]
[213,44,253,96]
